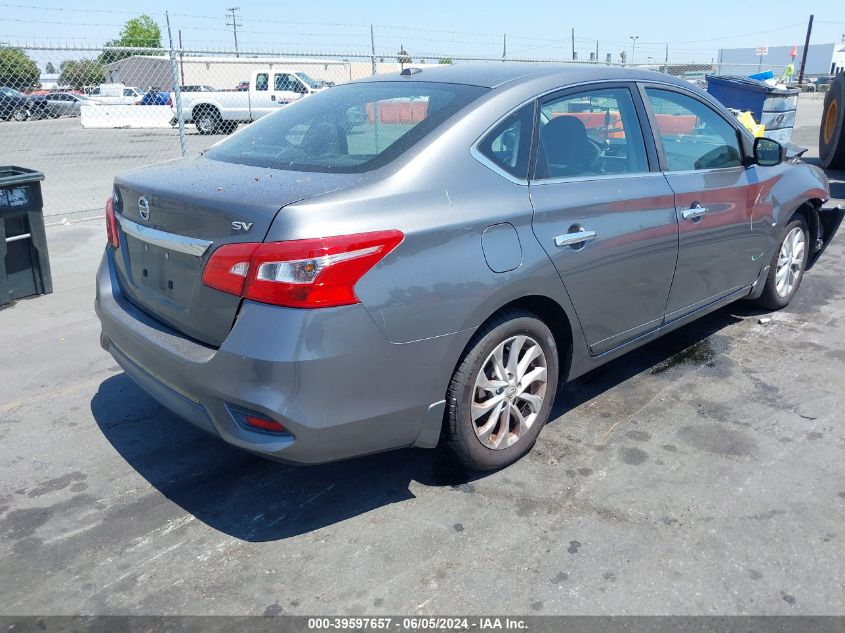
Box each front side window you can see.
[275,73,302,93]
[645,88,743,171]
[204,81,487,173]
[476,103,534,179]
[535,87,649,179]
[255,73,269,92]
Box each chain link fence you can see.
[0,44,808,221]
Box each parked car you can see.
[42,92,98,117]
[96,64,843,470]
[234,81,249,92]
[88,84,143,105]
[176,70,327,134]
[180,85,217,92]
[0,87,49,121]
[136,88,172,106]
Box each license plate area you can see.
[126,236,200,305]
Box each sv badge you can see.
[232,221,253,232]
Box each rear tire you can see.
[819,73,845,169]
[195,107,221,134]
[754,215,810,310]
[11,106,30,122]
[443,310,559,471]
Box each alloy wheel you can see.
[775,226,805,298]
[471,335,548,450]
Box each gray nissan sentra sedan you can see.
[95,64,842,471]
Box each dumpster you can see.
[706,76,800,144]
[0,167,52,306]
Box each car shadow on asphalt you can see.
[90,302,761,543]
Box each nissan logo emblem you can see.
[138,196,150,221]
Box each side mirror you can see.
[753,137,784,167]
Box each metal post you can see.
[798,14,814,85]
[370,24,377,76]
[166,12,187,158]
[596,41,599,64]
[664,44,669,73]
[571,28,575,60]
[502,33,507,61]
[178,29,184,86]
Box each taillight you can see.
[201,242,257,296]
[201,230,403,308]
[105,196,120,248]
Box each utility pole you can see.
[571,28,575,60]
[798,14,814,85]
[596,41,599,64]
[502,33,507,61]
[370,24,376,75]
[226,7,241,58]
[629,35,639,65]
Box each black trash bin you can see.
[0,166,52,306]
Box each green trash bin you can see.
[0,166,52,306]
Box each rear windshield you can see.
[204,81,488,173]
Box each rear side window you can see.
[534,87,649,179]
[645,88,743,171]
[476,103,534,180]
[205,81,487,173]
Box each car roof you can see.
[355,63,689,90]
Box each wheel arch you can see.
[461,294,576,384]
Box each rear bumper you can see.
[95,250,461,464]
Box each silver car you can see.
[95,64,842,470]
[43,92,96,117]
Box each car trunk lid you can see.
[112,155,358,346]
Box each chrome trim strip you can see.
[5,233,31,243]
[469,144,529,185]
[117,214,212,257]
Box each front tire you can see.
[443,310,559,471]
[754,215,810,310]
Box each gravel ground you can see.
[0,92,843,616]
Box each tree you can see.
[438,57,453,65]
[0,47,40,90]
[98,15,162,65]
[397,45,411,67]
[45,61,57,74]
[59,59,105,90]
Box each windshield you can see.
[295,72,320,89]
[204,81,487,173]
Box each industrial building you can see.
[103,55,433,91]
[717,38,845,78]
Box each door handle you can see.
[682,205,709,220]
[555,229,597,248]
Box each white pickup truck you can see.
[176,70,326,134]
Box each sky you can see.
[2,0,845,67]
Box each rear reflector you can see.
[105,196,120,248]
[243,415,288,434]
[201,230,403,308]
